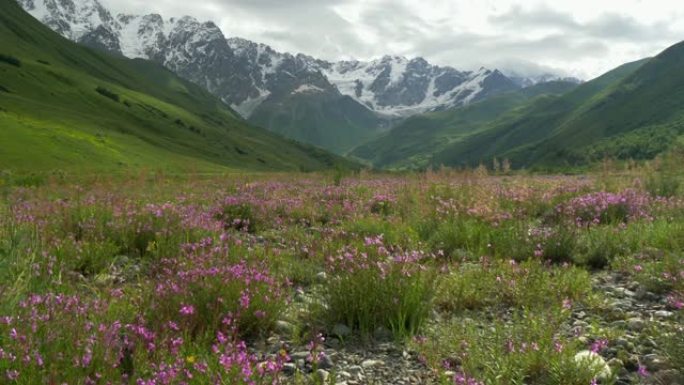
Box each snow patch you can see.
[292,84,325,94]
[229,89,271,118]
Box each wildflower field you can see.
[0,167,682,385]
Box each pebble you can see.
[574,351,612,380]
[347,365,362,375]
[642,354,668,372]
[654,310,673,319]
[315,369,330,382]
[283,363,297,375]
[315,271,327,282]
[361,359,383,369]
[627,317,646,331]
[291,351,309,361]
[319,354,335,370]
[651,369,683,385]
[275,320,295,336]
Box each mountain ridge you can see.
[1,0,354,172]
[17,0,578,153]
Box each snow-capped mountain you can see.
[505,72,583,88]
[319,57,518,117]
[18,0,522,118]
[17,0,562,152]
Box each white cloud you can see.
[99,0,684,79]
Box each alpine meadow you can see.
[1,0,684,384]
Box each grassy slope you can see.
[249,92,384,154]
[0,0,354,173]
[431,48,684,170]
[351,81,578,169]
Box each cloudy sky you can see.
[101,0,684,79]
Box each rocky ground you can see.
[267,271,683,385]
[584,272,682,385]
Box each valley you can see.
[1,1,683,384]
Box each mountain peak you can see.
[19,0,524,121]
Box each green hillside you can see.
[431,57,657,169]
[249,91,384,154]
[351,81,578,169]
[0,0,354,173]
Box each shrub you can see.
[95,86,120,102]
[369,194,395,215]
[344,217,418,249]
[215,200,260,233]
[556,190,652,226]
[646,172,680,198]
[539,225,577,264]
[0,293,135,384]
[426,218,491,260]
[0,54,21,67]
[576,227,629,268]
[145,243,287,342]
[53,238,121,278]
[0,292,288,385]
[436,259,591,313]
[659,322,684,376]
[622,251,684,295]
[416,310,616,385]
[322,241,436,339]
[5,173,46,187]
[645,149,683,197]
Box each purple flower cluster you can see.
[557,190,653,226]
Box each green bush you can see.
[144,260,286,342]
[95,86,120,102]
[660,322,684,374]
[216,202,260,233]
[436,259,591,313]
[645,148,683,197]
[323,245,436,339]
[417,310,615,385]
[426,218,492,259]
[576,228,629,268]
[0,53,21,67]
[540,226,577,264]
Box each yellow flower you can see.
[186,355,196,364]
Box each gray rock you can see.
[315,369,330,382]
[291,351,309,360]
[607,358,624,369]
[635,288,659,301]
[574,351,612,380]
[654,310,673,319]
[283,363,297,375]
[373,326,393,342]
[347,365,363,375]
[650,369,683,385]
[614,288,636,298]
[315,271,328,282]
[643,354,668,372]
[627,317,646,331]
[326,337,341,348]
[338,371,352,379]
[332,323,352,338]
[319,354,335,370]
[614,338,635,353]
[275,320,295,336]
[361,359,383,369]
